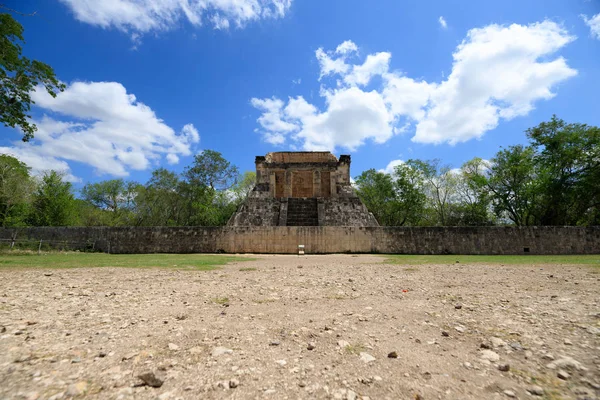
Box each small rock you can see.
[557,370,570,380]
[480,350,500,362]
[211,347,233,357]
[441,331,449,337]
[65,381,87,397]
[359,352,376,363]
[269,340,280,346]
[307,343,315,351]
[98,351,107,358]
[498,363,510,372]
[510,342,523,351]
[387,351,398,358]
[455,304,462,309]
[546,356,587,371]
[563,339,572,345]
[490,337,506,348]
[337,340,350,348]
[503,390,516,398]
[480,342,492,349]
[275,359,287,366]
[526,385,544,396]
[229,379,239,389]
[454,326,465,333]
[137,371,164,388]
[167,343,179,351]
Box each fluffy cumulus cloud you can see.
[59,0,292,37]
[582,13,600,39]
[251,20,577,150]
[0,81,200,180]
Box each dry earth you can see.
[1,254,599,400]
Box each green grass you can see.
[0,252,253,270]
[212,296,230,304]
[382,254,600,266]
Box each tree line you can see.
[355,117,600,226]
[0,150,256,227]
[0,116,598,228]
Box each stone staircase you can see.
[286,198,319,226]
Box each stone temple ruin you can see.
[228,152,379,226]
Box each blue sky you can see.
[1,0,599,187]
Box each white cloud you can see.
[582,13,600,39]
[439,16,447,29]
[379,159,404,175]
[59,0,292,39]
[251,20,576,150]
[414,21,577,144]
[316,48,351,79]
[336,40,358,55]
[0,81,200,180]
[344,52,391,86]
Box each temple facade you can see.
[228,152,379,227]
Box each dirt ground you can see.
[1,254,599,400]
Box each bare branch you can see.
[0,4,38,17]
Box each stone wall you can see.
[1,226,599,255]
[318,198,379,227]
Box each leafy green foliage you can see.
[0,13,65,141]
[0,154,33,226]
[29,171,76,226]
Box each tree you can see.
[451,158,495,226]
[81,179,140,225]
[416,159,458,226]
[487,145,540,226]
[184,150,239,190]
[355,169,398,226]
[134,168,186,226]
[355,165,427,226]
[0,154,34,226]
[0,13,65,141]
[29,170,76,226]
[390,161,428,225]
[231,171,256,203]
[526,116,600,225]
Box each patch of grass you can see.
[382,254,600,266]
[344,343,366,354]
[253,298,276,304]
[0,252,253,271]
[239,267,257,272]
[212,297,230,305]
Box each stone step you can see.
[286,197,319,226]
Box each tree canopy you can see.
[0,13,65,141]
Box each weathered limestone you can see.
[228,152,378,227]
[2,226,599,254]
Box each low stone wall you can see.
[1,226,599,255]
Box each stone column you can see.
[269,172,276,198]
[330,173,337,197]
[313,170,321,197]
[284,170,292,198]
